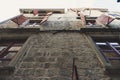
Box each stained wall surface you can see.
[0,32,110,80]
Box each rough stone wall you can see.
[40,13,83,30]
[4,32,110,80]
[41,21,83,30]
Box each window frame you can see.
[95,41,120,63]
[0,41,24,64]
[89,35,120,74]
[0,37,30,75]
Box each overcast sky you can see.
[0,0,120,22]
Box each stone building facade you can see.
[0,8,120,80]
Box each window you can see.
[53,11,61,13]
[0,39,26,67]
[29,20,42,24]
[92,36,120,74]
[29,10,33,14]
[23,11,29,14]
[38,10,46,13]
[27,20,42,27]
[86,19,96,25]
[76,13,96,25]
[96,42,120,63]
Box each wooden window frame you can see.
[0,41,23,64]
[0,38,30,75]
[91,36,120,74]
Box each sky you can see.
[0,0,120,22]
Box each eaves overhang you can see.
[0,28,120,34]
[81,28,120,33]
[0,28,82,34]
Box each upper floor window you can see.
[0,39,26,67]
[92,36,120,75]
[92,37,120,66]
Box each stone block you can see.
[23,69,35,76]
[59,68,72,77]
[47,57,56,62]
[15,69,24,76]
[20,62,35,68]
[47,68,59,77]
[50,77,70,80]
[35,57,46,62]
[35,69,46,77]
[34,62,45,68]
[23,57,35,62]
[37,77,50,80]
[50,52,60,57]
[44,63,58,68]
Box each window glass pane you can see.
[96,42,106,45]
[93,37,120,66]
[0,46,7,51]
[8,47,21,51]
[4,52,16,59]
[110,42,119,45]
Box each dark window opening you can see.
[96,42,120,62]
[53,11,61,13]
[29,20,42,24]
[28,20,42,25]
[38,11,47,16]
[92,36,120,74]
[29,10,33,14]
[23,10,33,14]
[92,37,120,65]
[27,20,43,26]
[23,11,29,14]
[76,14,96,26]
[86,19,96,25]
[76,16,81,19]
[0,39,26,67]
[38,11,47,13]
[38,13,47,16]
